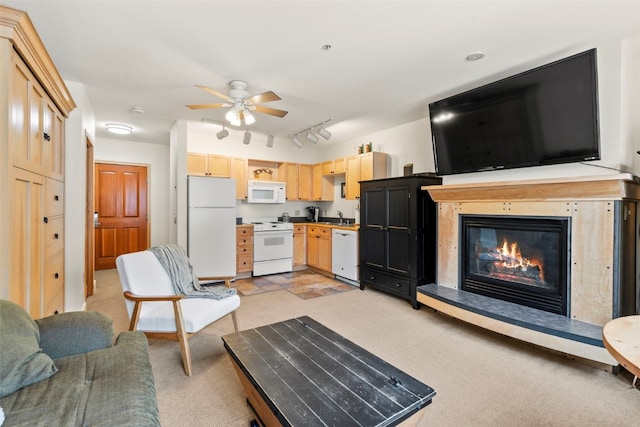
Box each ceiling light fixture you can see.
[243,130,252,145]
[105,123,132,135]
[216,127,229,140]
[466,51,485,61]
[294,119,332,143]
[292,135,303,148]
[266,134,275,148]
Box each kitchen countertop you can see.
[299,222,359,231]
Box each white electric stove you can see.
[244,217,293,276]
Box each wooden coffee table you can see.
[603,315,640,386]
[223,316,436,427]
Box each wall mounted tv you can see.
[429,49,600,175]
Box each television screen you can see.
[429,49,600,175]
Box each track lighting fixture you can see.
[318,127,331,140]
[292,135,303,148]
[216,127,229,140]
[266,134,275,148]
[243,130,252,145]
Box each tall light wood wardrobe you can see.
[0,6,76,317]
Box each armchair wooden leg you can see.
[172,301,192,377]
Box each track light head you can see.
[266,134,275,148]
[306,131,319,144]
[243,130,251,145]
[292,135,303,148]
[216,128,229,140]
[318,127,331,140]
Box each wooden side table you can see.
[603,315,640,387]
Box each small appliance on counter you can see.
[281,212,290,222]
[307,206,319,222]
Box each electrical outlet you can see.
[294,210,300,216]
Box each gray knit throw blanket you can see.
[148,244,237,300]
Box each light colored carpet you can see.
[88,269,639,427]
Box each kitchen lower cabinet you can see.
[293,225,307,267]
[236,225,253,275]
[359,176,441,309]
[307,225,332,273]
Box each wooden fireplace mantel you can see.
[423,173,640,203]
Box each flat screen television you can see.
[429,49,600,175]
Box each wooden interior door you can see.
[94,163,148,270]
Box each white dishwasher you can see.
[332,229,359,284]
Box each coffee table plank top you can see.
[223,316,436,427]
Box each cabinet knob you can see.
[394,283,401,288]
[54,195,59,201]
[54,310,59,315]
[54,273,59,279]
[368,275,375,280]
[54,233,59,239]
[43,217,49,224]
[43,132,51,141]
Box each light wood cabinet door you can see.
[11,51,44,174]
[345,155,360,200]
[318,230,332,272]
[307,226,320,268]
[9,167,45,318]
[298,164,312,200]
[187,153,231,177]
[321,158,345,176]
[231,157,248,200]
[293,225,307,266]
[43,98,64,181]
[312,164,333,201]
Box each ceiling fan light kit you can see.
[105,123,132,135]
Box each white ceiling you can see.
[4,0,640,146]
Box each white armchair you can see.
[116,250,240,376]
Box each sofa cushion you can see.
[0,331,160,426]
[0,300,57,398]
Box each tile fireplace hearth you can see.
[419,174,639,366]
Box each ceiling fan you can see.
[186,80,288,126]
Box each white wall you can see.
[94,138,171,247]
[64,81,94,312]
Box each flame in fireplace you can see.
[492,238,544,281]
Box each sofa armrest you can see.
[35,311,114,360]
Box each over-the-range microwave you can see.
[247,180,286,204]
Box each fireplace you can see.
[460,215,570,315]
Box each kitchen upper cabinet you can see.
[345,152,388,200]
[283,162,312,201]
[187,152,231,177]
[307,226,331,272]
[231,157,248,200]
[312,163,333,201]
[321,158,345,176]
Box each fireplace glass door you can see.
[461,215,569,315]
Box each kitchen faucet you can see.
[337,211,344,224]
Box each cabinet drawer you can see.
[44,215,64,258]
[237,255,253,273]
[360,268,411,297]
[44,252,64,314]
[237,245,252,256]
[293,225,306,234]
[237,236,253,247]
[236,226,253,238]
[45,178,64,216]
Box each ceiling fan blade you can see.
[253,105,289,118]
[196,85,232,102]
[246,91,281,105]
[186,103,227,110]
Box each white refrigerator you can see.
[187,176,237,279]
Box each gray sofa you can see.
[0,300,160,426]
